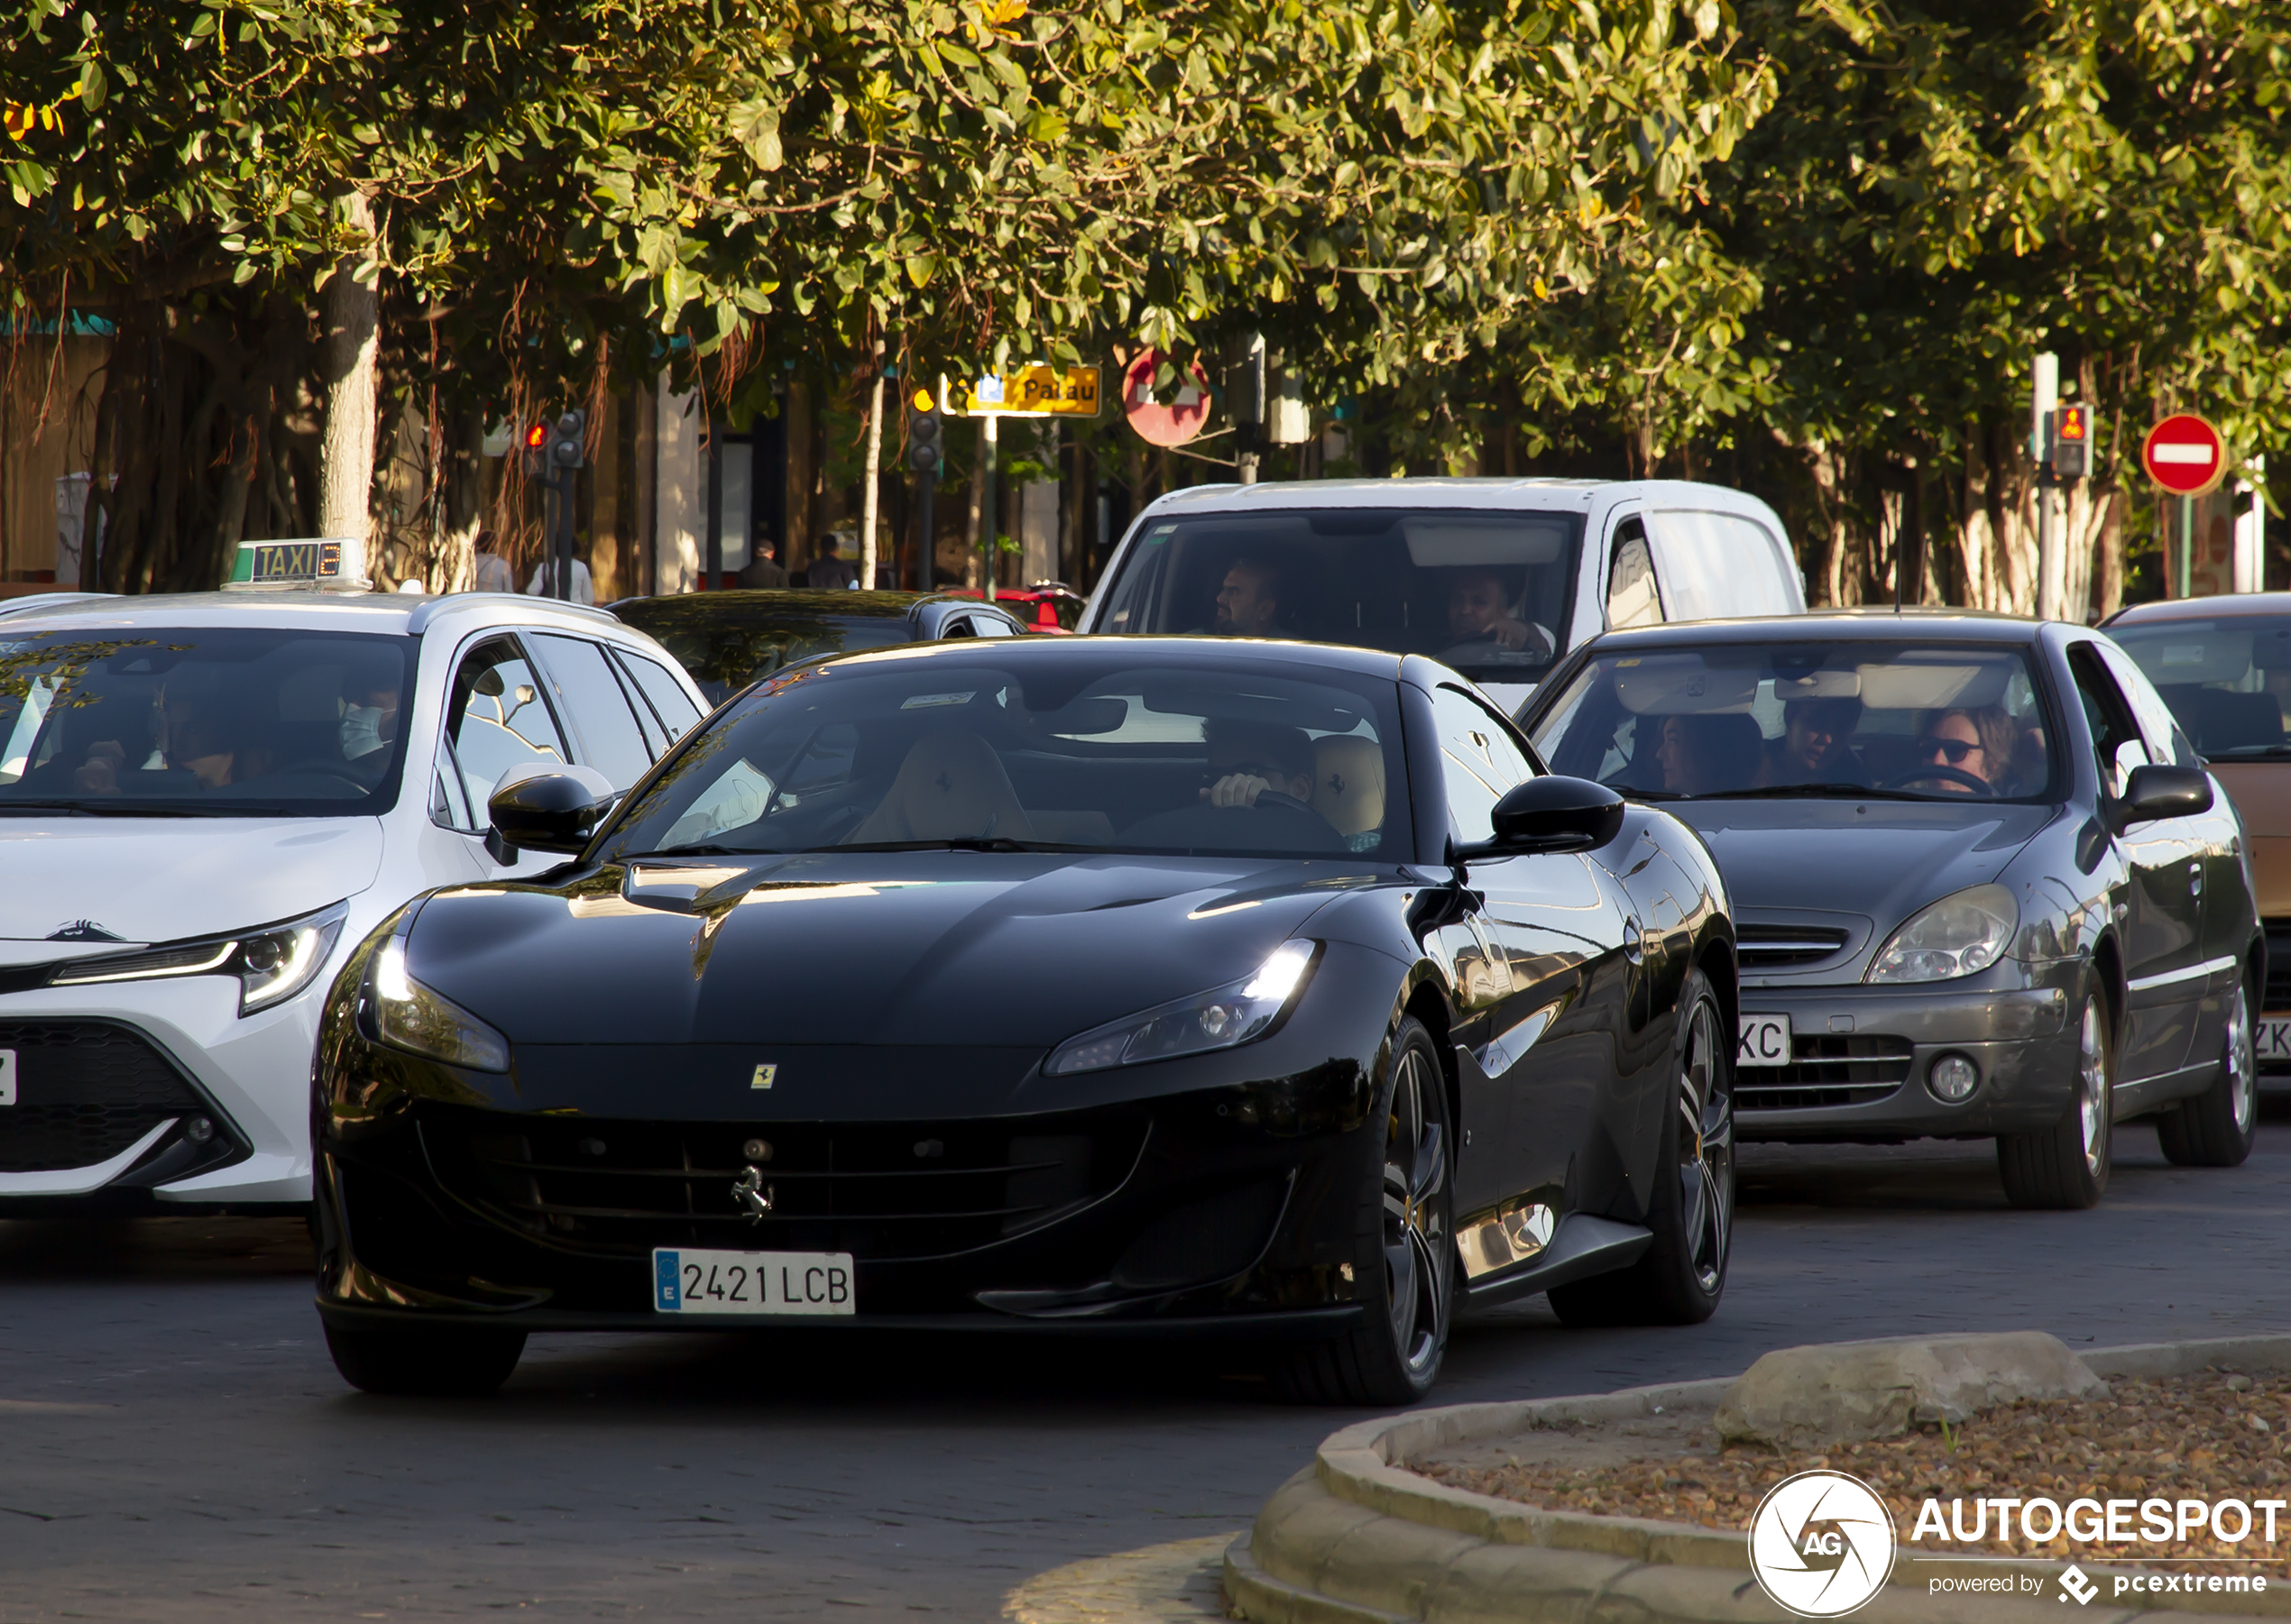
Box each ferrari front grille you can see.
[419,1104,1149,1262]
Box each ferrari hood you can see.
[0,816,384,946]
[406,851,1363,1047]
[1663,799,2055,931]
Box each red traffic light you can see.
[2056,405,2089,443]
[524,423,549,449]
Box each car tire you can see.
[1276,1016,1453,1407]
[324,1322,527,1397]
[2158,979,2258,1169]
[1997,988,2113,1209]
[1549,968,1734,1328]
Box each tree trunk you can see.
[860,341,884,591]
[318,192,380,555]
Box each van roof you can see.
[1138,477,1777,518]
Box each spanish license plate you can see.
[2257,1018,2291,1066]
[651,1248,855,1317]
[1737,1014,1792,1069]
[0,1049,14,1106]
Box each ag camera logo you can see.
[1748,1470,1899,1617]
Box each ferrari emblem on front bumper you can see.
[731,1166,773,1222]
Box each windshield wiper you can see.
[0,799,302,817]
[1698,783,1927,801]
[2204,744,2291,759]
[1611,786,1688,801]
[823,837,1089,854]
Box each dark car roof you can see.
[610,590,946,628]
[1577,609,2049,654]
[2105,592,2291,627]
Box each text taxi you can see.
[0,538,706,1211]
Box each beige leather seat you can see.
[844,731,1037,843]
[1311,735,1385,840]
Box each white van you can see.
[1077,478,1805,714]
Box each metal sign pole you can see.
[2032,353,2059,620]
[981,414,998,604]
[2179,493,2194,600]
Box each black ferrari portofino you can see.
[313,639,1738,1403]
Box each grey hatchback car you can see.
[1521,611,2260,1208]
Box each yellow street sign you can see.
[955,365,1103,418]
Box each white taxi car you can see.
[0,542,707,1210]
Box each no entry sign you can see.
[2142,414,2228,497]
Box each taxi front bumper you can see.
[0,974,327,1207]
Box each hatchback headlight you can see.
[1045,941,1318,1077]
[363,937,511,1073]
[49,902,349,1016]
[1865,885,2019,985]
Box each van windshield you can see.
[1090,508,1584,684]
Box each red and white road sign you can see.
[1122,348,1210,447]
[2142,414,2228,497]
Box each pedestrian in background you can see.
[525,552,594,605]
[470,532,514,594]
[806,533,858,590]
[739,537,789,589]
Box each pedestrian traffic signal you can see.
[521,421,549,478]
[2047,405,2090,482]
[548,409,586,473]
[907,388,943,478]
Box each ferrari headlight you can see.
[1865,885,2019,985]
[49,902,349,1016]
[364,938,511,1073]
[1045,941,1318,1076]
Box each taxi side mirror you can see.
[2117,764,2213,830]
[486,766,619,858]
[1452,776,1626,862]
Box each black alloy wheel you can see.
[1998,986,2113,1209]
[1550,968,1734,1326]
[2158,978,2259,1169]
[324,1323,528,1397]
[1278,1015,1453,1406]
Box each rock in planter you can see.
[1715,1332,2108,1448]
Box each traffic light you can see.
[2047,405,2090,482]
[521,421,549,478]
[548,409,586,473]
[906,387,943,478]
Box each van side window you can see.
[1606,518,1663,629]
[1645,511,1799,620]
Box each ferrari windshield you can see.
[1529,641,2058,801]
[0,626,416,815]
[2105,616,2291,758]
[1090,508,1583,684]
[601,649,1410,860]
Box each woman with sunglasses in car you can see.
[1914,704,2020,793]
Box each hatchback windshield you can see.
[1090,509,1582,685]
[2106,616,2291,760]
[613,594,917,703]
[1530,642,2057,801]
[0,627,416,814]
[602,651,1409,860]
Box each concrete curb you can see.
[1225,1333,2291,1624]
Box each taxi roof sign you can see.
[225,536,371,593]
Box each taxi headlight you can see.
[1044,941,1318,1076]
[1865,885,2019,985]
[48,902,348,1016]
[363,938,511,1073]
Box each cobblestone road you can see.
[5,1109,2287,1622]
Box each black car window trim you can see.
[442,630,579,809]
[528,633,657,785]
[609,645,709,740]
[593,641,670,757]
[2066,639,2150,804]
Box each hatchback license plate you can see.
[1737,1014,1792,1069]
[2258,1018,2291,1064]
[652,1248,855,1316]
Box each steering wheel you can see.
[1882,763,1996,797]
[1249,789,1315,815]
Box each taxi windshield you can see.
[2105,616,2291,759]
[1529,641,2059,802]
[0,627,417,815]
[599,651,1410,861]
[1089,509,1584,684]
